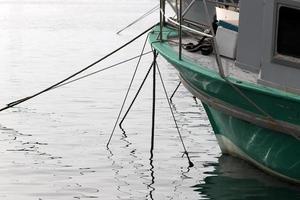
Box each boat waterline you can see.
[183,75,300,183]
[214,134,299,184]
[149,25,300,183]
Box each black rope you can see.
[118,54,157,134]
[170,81,181,102]
[156,62,194,167]
[106,35,150,147]
[6,51,152,107]
[52,51,152,90]
[151,50,157,152]
[0,23,158,113]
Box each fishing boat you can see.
[149,0,300,183]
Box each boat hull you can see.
[149,25,300,183]
[180,68,300,183]
[179,74,300,183]
[202,102,300,183]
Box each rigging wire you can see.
[117,4,159,35]
[0,23,157,113]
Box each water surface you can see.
[0,1,299,199]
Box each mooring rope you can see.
[7,51,152,108]
[170,81,181,102]
[117,57,156,134]
[106,35,150,147]
[0,23,158,113]
[52,51,152,90]
[156,58,194,167]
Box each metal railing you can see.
[158,0,278,132]
[159,0,225,77]
[166,17,213,38]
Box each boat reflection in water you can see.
[193,155,300,200]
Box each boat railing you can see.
[166,17,213,38]
[159,0,226,78]
[182,0,239,19]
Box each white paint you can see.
[216,26,238,59]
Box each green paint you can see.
[204,104,300,182]
[149,26,300,126]
[149,25,300,182]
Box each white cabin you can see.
[173,0,300,93]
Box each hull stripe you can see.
[180,74,300,140]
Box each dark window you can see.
[277,6,300,59]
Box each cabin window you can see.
[275,5,300,62]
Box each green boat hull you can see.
[149,25,300,183]
[203,103,300,183]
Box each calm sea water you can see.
[0,1,299,199]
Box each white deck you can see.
[169,37,259,84]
